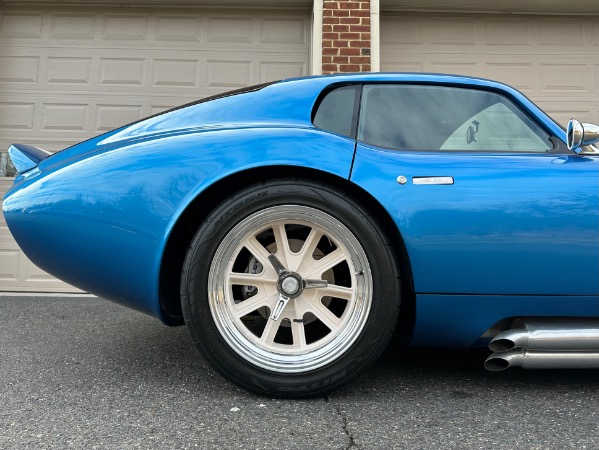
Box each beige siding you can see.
[0,5,311,292]
[381,12,599,126]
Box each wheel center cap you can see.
[281,276,300,296]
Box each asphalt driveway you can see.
[1,295,598,449]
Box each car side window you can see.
[313,85,361,138]
[358,84,552,152]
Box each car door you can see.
[350,83,599,297]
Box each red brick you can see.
[323,24,333,32]
[350,40,370,48]
[322,47,338,55]
[333,39,349,48]
[339,17,361,25]
[349,24,369,32]
[331,24,350,32]
[361,64,371,71]
[333,55,349,64]
[360,32,371,40]
[323,1,338,8]
[350,10,370,17]
[338,1,356,8]
[361,17,371,25]
[334,9,350,17]
[360,2,371,9]
[322,32,338,40]
[322,55,333,64]
[339,64,361,72]
[349,56,370,64]
[323,17,339,25]
[339,32,360,40]
[322,39,333,47]
[322,64,338,72]
[339,47,360,56]
[323,8,333,17]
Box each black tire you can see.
[180,179,400,398]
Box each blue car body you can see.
[3,73,598,350]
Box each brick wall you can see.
[322,1,371,74]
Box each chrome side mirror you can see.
[567,119,599,154]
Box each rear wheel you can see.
[181,179,400,397]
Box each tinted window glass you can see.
[358,84,552,152]
[313,86,360,138]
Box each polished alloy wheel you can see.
[208,205,373,373]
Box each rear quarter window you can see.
[313,85,361,138]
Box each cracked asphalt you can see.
[1,296,598,449]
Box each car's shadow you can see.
[350,335,599,397]
[81,317,599,399]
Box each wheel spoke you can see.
[306,298,342,331]
[306,248,346,278]
[260,316,281,345]
[301,228,324,259]
[319,284,354,300]
[291,319,307,349]
[228,272,277,286]
[243,236,272,268]
[272,223,291,264]
[235,292,279,318]
[294,228,323,273]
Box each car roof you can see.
[65,72,564,152]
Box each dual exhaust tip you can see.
[484,318,599,371]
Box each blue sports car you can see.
[3,73,599,397]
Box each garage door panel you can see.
[484,19,532,46]
[430,17,478,45]
[0,248,21,283]
[537,18,585,46]
[49,13,97,40]
[260,61,307,81]
[2,9,309,50]
[0,55,40,84]
[383,14,598,50]
[0,5,310,293]
[536,102,598,126]
[540,63,590,94]
[382,13,599,127]
[1,50,306,95]
[429,61,481,76]
[482,62,535,93]
[0,11,44,39]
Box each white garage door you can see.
[0,5,311,292]
[381,12,599,126]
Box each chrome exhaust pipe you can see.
[484,349,599,371]
[489,318,599,352]
[485,318,599,371]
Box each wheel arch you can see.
[158,165,415,338]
